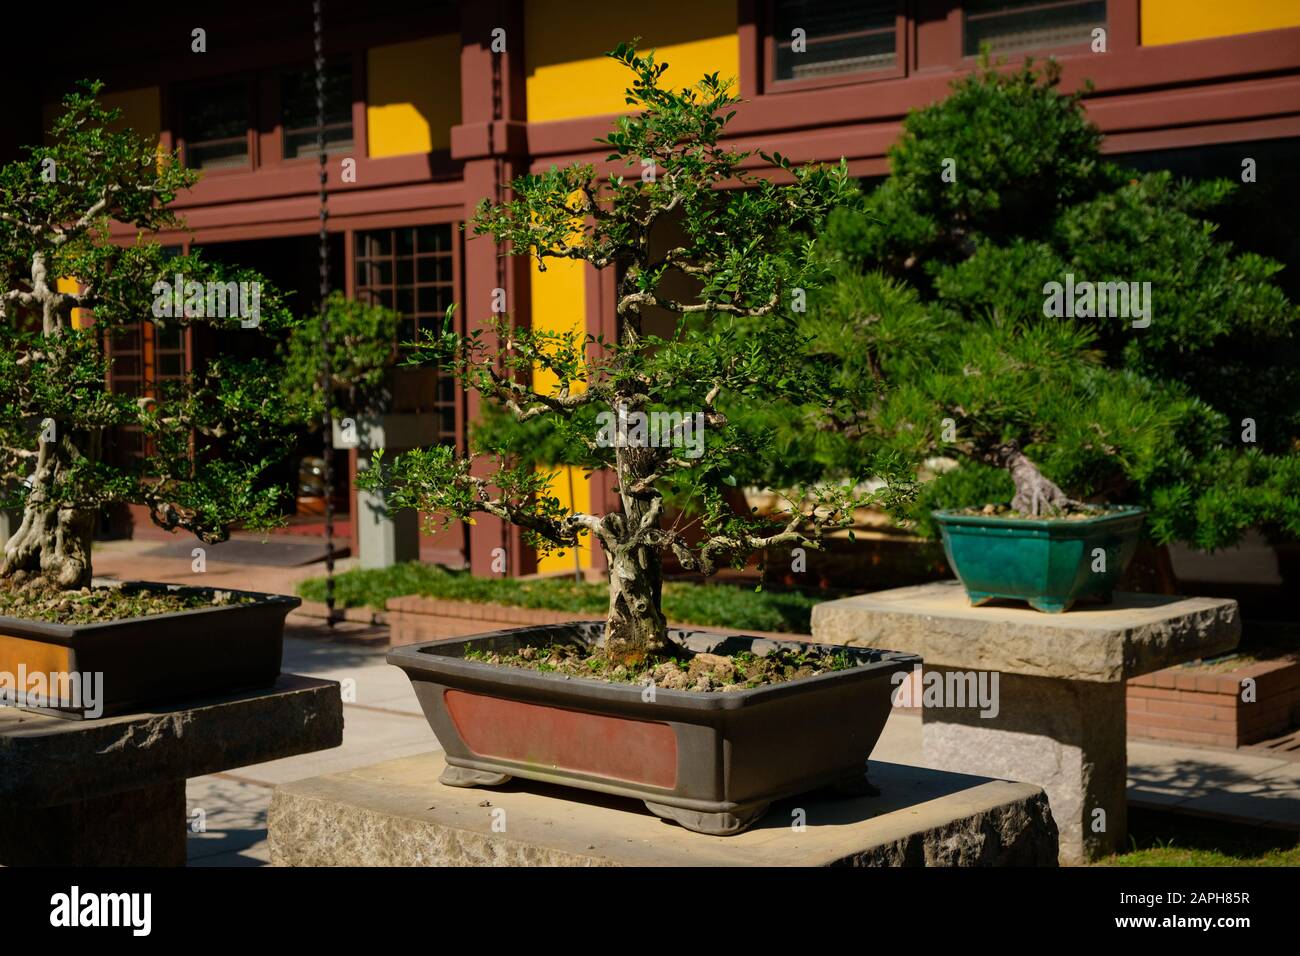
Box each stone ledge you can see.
[0,674,343,808]
[268,751,1057,867]
[811,580,1239,682]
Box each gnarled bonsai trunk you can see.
[601,442,669,665]
[605,541,668,665]
[1,426,98,590]
[985,439,1080,516]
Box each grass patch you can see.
[1094,806,1300,867]
[296,562,823,633]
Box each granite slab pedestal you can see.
[0,674,343,866]
[811,581,1240,864]
[268,751,1057,866]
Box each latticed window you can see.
[773,0,899,81]
[354,225,457,441]
[963,0,1107,56]
[280,60,354,159]
[182,79,250,170]
[105,248,189,464]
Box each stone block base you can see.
[923,669,1126,865]
[269,752,1058,867]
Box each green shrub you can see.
[297,562,822,634]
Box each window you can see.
[772,0,899,83]
[280,60,355,160]
[182,79,250,170]
[963,0,1107,57]
[355,225,457,438]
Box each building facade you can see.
[8,0,1300,575]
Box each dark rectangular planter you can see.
[0,581,298,719]
[388,623,920,835]
[934,506,1145,613]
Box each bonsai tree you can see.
[280,290,401,427]
[0,82,294,590]
[759,60,1300,551]
[362,44,910,664]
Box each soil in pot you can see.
[465,641,856,692]
[0,579,252,624]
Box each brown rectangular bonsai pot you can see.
[387,622,920,835]
[0,581,298,719]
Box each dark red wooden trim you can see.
[738,0,761,98]
[1109,0,1139,50]
[522,26,1300,166]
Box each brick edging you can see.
[1127,657,1300,748]
[383,593,809,645]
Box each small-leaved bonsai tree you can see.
[0,83,295,592]
[361,44,910,665]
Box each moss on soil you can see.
[464,642,855,692]
[0,581,250,625]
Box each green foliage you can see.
[280,290,401,424]
[296,561,824,634]
[782,59,1300,549]
[362,42,909,585]
[0,82,297,551]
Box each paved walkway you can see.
[88,540,1299,864]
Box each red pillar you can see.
[454,1,536,577]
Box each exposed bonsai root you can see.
[986,440,1084,516]
[603,544,669,666]
[1,503,95,590]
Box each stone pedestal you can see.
[0,674,343,866]
[337,414,430,569]
[268,751,1058,866]
[811,581,1239,864]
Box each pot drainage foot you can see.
[439,765,512,788]
[643,800,770,836]
[1027,598,1072,613]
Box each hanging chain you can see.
[314,0,336,625]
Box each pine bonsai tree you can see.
[0,83,294,591]
[770,59,1300,551]
[361,43,908,664]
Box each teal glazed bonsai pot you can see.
[933,506,1146,613]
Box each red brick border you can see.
[383,594,806,646]
[1127,658,1300,748]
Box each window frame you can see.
[762,0,908,94]
[264,55,366,169]
[959,0,1109,64]
[175,75,257,175]
[351,222,460,442]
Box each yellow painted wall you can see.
[524,1,739,122]
[529,254,594,573]
[1142,0,1300,45]
[367,34,461,156]
[56,277,90,329]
